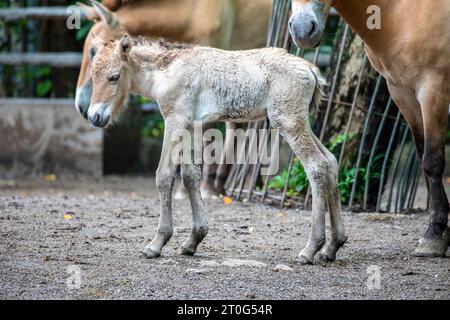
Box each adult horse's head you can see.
[88,35,133,128]
[289,0,333,48]
[76,0,122,119]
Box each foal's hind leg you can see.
[312,135,347,262]
[180,163,209,255]
[275,122,328,264]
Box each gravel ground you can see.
[0,176,449,300]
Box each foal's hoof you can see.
[200,187,219,200]
[413,229,449,258]
[296,254,313,265]
[143,246,161,259]
[315,252,336,264]
[179,245,196,256]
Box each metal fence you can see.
[225,0,422,213]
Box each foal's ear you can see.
[119,34,133,57]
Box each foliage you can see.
[76,20,94,42]
[33,66,53,97]
[141,112,165,139]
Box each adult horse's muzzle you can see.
[75,81,93,119]
[289,12,323,48]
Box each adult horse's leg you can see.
[414,77,450,257]
[387,83,431,208]
[180,162,209,255]
[144,117,183,258]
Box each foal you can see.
[88,34,347,264]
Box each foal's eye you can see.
[108,73,120,82]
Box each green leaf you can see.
[36,80,52,97]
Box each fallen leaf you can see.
[64,212,74,220]
[44,174,57,182]
[223,197,233,205]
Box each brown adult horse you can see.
[76,0,271,196]
[289,0,450,257]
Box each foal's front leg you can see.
[143,118,180,258]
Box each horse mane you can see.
[131,36,194,51]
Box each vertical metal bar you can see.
[376,110,402,212]
[363,98,393,210]
[409,165,422,210]
[406,157,421,210]
[395,144,415,213]
[247,120,268,201]
[318,24,350,141]
[348,75,383,208]
[236,122,259,200]
[338,57,368,169]
[386,125,409,212]
[261,128,280,202]
[280,151,295,208]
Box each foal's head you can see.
[289,0,333,48]
[76,0,122,119]
[88,34,134,128]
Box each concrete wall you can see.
[0,99,102,179]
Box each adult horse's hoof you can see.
[413,228,449,258]
[143,246,161,259]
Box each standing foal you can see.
[88,34,347,264]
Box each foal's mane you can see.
[133,36,194,51]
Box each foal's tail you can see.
[308,64,327,114]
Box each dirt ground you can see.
[0,176,449,300]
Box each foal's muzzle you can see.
[89,112,110,128]
[88,103,111,128]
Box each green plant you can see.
[33,66,52,97]
[268,158,308,196]
[141,112,165,139]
